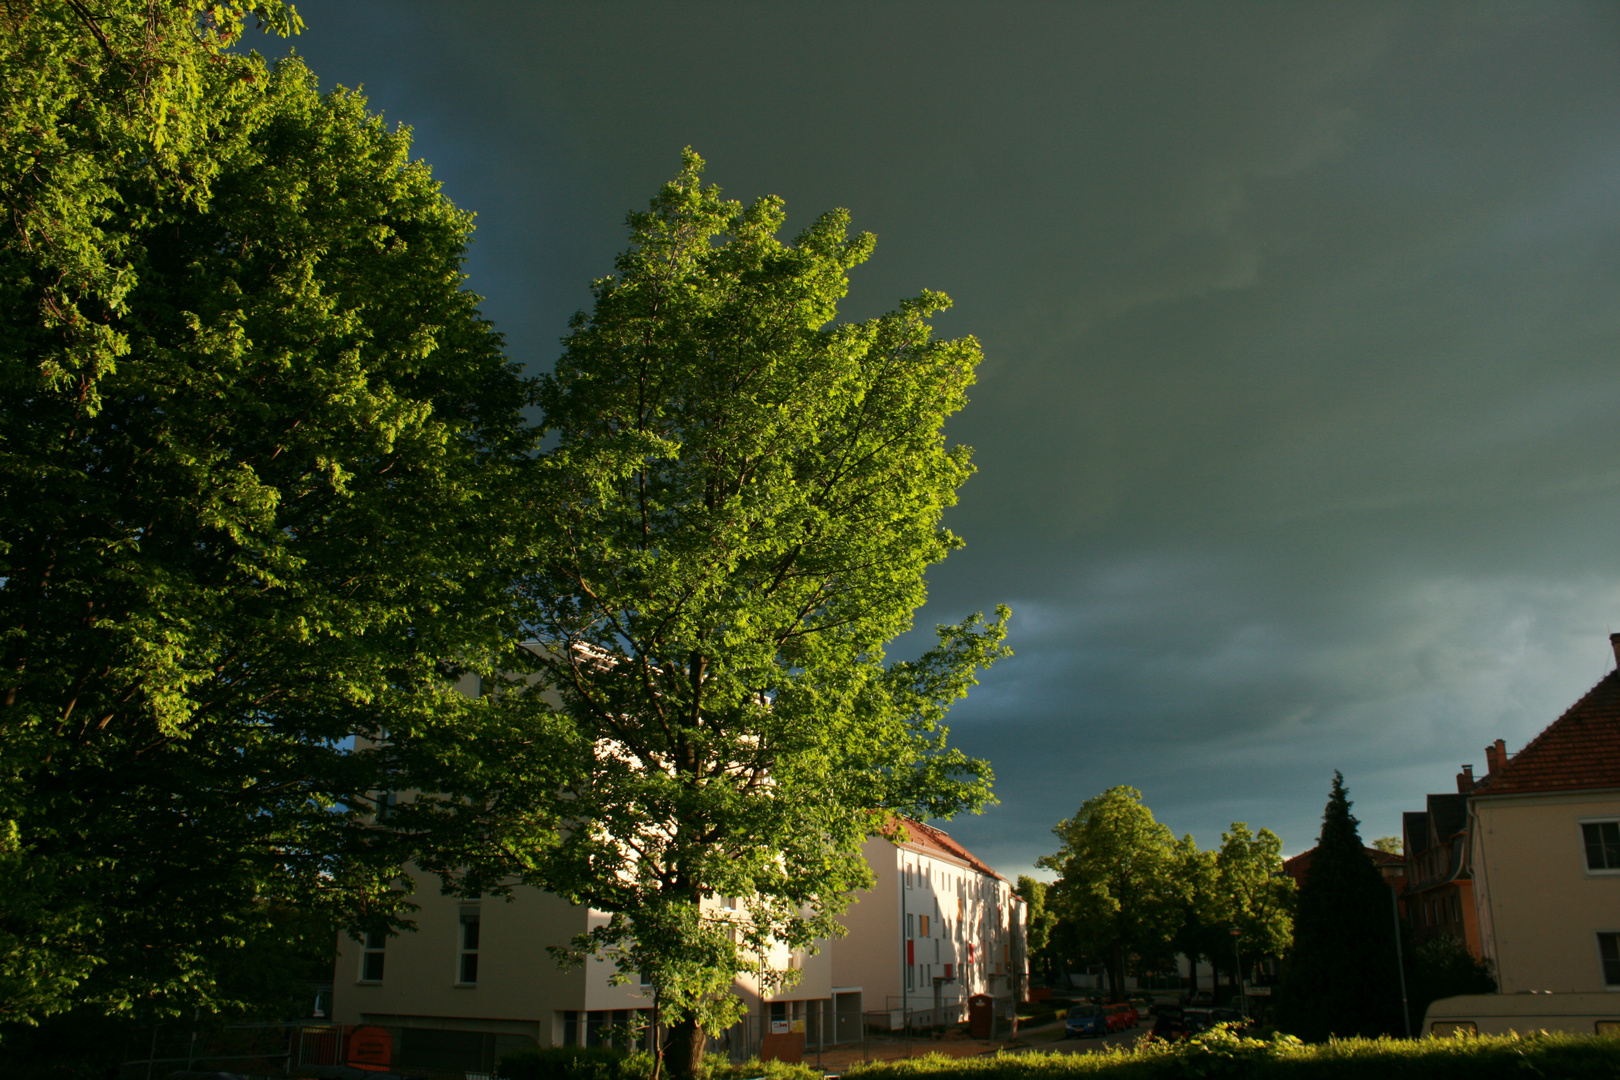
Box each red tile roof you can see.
[1473,669,1620,797]
[887,818,1007,883]
[1282,845,1402,885]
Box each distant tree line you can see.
[1027,776,1494,1041]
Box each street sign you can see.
[346,1025,393,1071]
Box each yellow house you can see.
[1469,633,1620,995]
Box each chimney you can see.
[1457,764,1474,793]
[1484,738,1509,776]
[1611,632,1620,668]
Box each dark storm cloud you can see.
[272,1,1620,873]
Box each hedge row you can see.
[495,1047,819,1080]
[843,1027,1620,1080]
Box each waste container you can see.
[968,994,994,1039]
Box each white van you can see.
[1421,993,1620,1037]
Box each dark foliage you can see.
[1278,772,1404,1040]
[1405,934,1496,1033]
[497,1046,631,1080]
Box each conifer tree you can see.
[1278,772,1404,1040]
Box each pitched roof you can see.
[1473,668,1620,797]
[1281,844,1401,884]
[889,818,1007,883]
[1425,793,1468,842]
[1402,811,1429,855]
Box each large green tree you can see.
[1014,875,1058,984]
[0,23,553,1037]
[1038,786,1191,1001]
[1211,823,1294,997]
[1278,773,1404,1040]
[508,151,1008,1079]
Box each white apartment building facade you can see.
[330,821,1026,1073]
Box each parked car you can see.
[1105,1002,1140,1030]
[1149,1005,1189,1042]
[1181,1007,1216,1034]
[1064,1003,1110,1039]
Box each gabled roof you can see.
[1474,669,1620,797]
[1425,793,1468,843]
[1403,811,1429,855]
[1282,845,1402,884]
[889,818,1007,883]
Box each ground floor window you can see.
[359,931,386,982]
[560,1009,652,1049]
[1599,933,1620,987]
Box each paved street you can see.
[1012,1016,1153,1055]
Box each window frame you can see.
[1580,819,1620,876]
[1597,931,1620,990]
[358,930,385,983]
[457,907,481,986]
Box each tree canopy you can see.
[1278,772,1404,1040]
[0,26,552,1034]
[1038,786,1192,1001]
[505,151,1008,1078]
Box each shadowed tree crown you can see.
[1279,771,1403,1040]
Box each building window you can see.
[1583,822,1620,872]
[458,908,481,985]
[919,914,930,937]
[359,931,385,982]
[1600,933,1620,987]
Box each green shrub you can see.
[496,1047,821,1080]
[840,1027,1620,1080]
[497,1045,630,1080]
[701,1055,821,1080]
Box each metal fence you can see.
[118,1020,344,1080]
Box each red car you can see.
[1105,1002,1140,1031]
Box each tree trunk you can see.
[665,1017,707,1080]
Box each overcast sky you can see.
[268,1,1620,878]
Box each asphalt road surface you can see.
[1018,1017,1151,1055]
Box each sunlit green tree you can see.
[0,20,554,1034]
[507,151,1008,1080]
[1039,786,1190,1001]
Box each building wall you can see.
[831,839,900,1008]
[334,834,1023,1053]
[833,835,1027,1022]
[1472,789,1620,993]
[333,870,600,1042]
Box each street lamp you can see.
[1228,927,1244,1018]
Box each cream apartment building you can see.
[331,820,1025,1073]
[835,822,1027,1029]
[1469,633,1620,995]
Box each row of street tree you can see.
[0,6,1008,1077]
[1023,777,1495,1041]
[1021,787,1294,1003]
